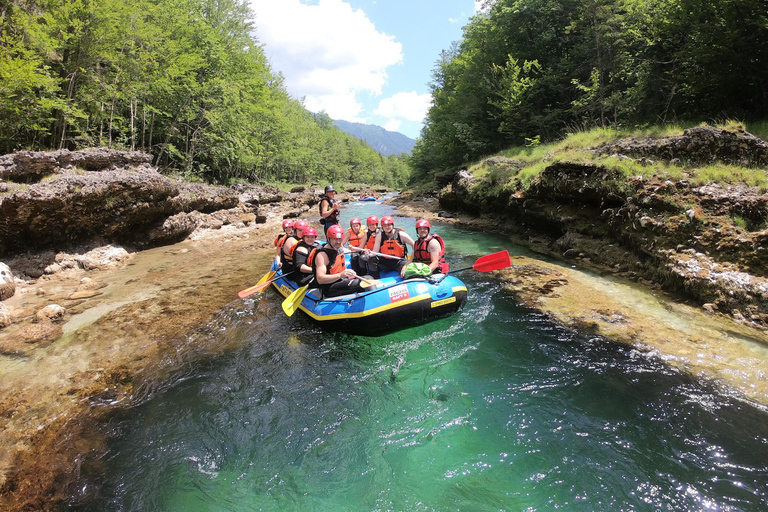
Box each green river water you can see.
[74,200,768,511]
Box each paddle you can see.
[282,274,379,316]
[346,246,404,260]
[238,270,294,299]
[435,250,512,283]
[282,284,309,316]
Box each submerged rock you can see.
[0,262,14,300]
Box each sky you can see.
[247,0,484,140]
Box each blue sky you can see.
[248,1,483,139]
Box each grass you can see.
[461,121,768,192]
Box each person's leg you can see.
[323,278,364,297]
[364,255,380,279]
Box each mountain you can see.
[333,120,416,157]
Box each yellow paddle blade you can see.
[282,285,309,316]
[257,270,276,286]
[359,279,382,289]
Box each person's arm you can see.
[282,238,296,259]
[371,232,382,253]
[341,229,351,247]
[274,245,282,268]
[320,199,339,219]
[427,238,442,272]
[401,232,415,259]
[293,246,311,273]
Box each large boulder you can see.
[0,262,14,300]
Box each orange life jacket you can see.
[347,227,365,248]
[274,232,288,248]
[379,228,407,258]
[364,228,379,250]
[413,234,449,273]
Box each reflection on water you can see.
[72,201,768,511]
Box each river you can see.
[71,199,767,511]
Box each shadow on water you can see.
[70,265,768,511]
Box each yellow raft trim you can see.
[275,283,467,322]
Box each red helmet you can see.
[293,220,308,234]
[381,215,394,226]
[350,217,362,227]
[366,215,379,226]
[327,225,345,239]
[415,219,431,230]
[282,219,295,229]
[302,226,317,237]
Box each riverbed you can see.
[2,198,767,510]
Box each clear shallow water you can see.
[74,201,768,511]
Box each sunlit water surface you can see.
[75,200,768,511]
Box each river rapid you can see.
[60,199,768,511]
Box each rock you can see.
[290,186,305,193]
[0,302,11,328]
[36,304,66,323]
[0,262,15,300]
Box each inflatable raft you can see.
[271,263,468,336]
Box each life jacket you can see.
[292,241,316,274]
[280,235,297,270]
[310,246,346,275]
[379,228,407,258]
[347,227,365,247]
[274,232,289,248]
[413,234,449,273]
[364,228,379,250]
[319,195,339,223]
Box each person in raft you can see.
[354,215,379,277]
[341,217,366,274]
[318,184,341,237]
[291,226,319,286]
[280,219,307,276]
[412,218,450,274]
[370,215,414,278]
[313,224,368,297]
[273,219,294,269]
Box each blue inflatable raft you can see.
[271,263,468,336]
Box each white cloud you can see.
[383,119,402,133]
[250,0,402,120]
[375,91,432,123]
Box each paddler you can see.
[412,218,449,274]
[291,226,319,286]
[370,215,414,278]
[313,224,368,297]
[273,219,295,269]
[342,217,365,274]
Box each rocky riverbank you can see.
[433,126,768,330]
[2,140,768,510]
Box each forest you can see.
[0,0,411,187]
[410,0,768,184]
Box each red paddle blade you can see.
[472,250,511,272]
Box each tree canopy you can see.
[411,0,768,184]
[0,0,409,187]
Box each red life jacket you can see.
[347,227,365,247]
[380,228,407,258]
[413,234,449,273]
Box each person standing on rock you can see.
[318,185,341,237]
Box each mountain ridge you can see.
[333,120,416,157]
